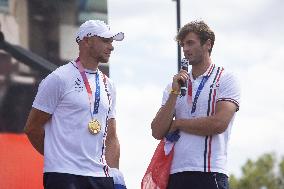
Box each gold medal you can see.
[88,119,101,134]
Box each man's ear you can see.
[205,39,212,52]
[81,37,90,47]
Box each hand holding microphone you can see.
[172,58,189,96]
[180,58,189,96]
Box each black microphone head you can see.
[181,58,189,71]
[180,58,189,96]
[0,31,4,42]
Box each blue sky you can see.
[108,0,284,188]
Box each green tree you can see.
[279,156,284,189]
[229,153,284,189]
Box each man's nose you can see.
[109,43,114,51]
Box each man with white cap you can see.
[25,20,126,189]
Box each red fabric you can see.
[0,133,44,189]
[141,140,174,189]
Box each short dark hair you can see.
[176,20,215,55]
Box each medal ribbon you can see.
[76,58,100,120]
[190,64,214,114]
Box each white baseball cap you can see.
[76,20,124,43]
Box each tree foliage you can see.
[229,153,284,189]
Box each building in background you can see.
[0,1,109,188]
[0,0,109,133]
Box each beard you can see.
[89,51,109,63]
[187,50,204,66]
[89,46,110,63]
[98,56,109,63]
[188,55,202,66]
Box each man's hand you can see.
[24,108,51,155]
[168,120,178,133]
[172,69,189,92]
[105,118,120,168]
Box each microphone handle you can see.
[180,82,187,96]
[179,58,189,96]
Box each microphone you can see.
[180,58,189,96]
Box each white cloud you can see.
[115,85,163,186]
[227,47,284,177]
[108,0,284,188]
